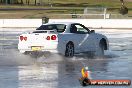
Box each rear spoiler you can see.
[22,30,58,34]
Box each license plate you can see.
[31,46,41,51]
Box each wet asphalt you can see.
[0,28,132,88]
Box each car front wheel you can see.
[95,41,104,57]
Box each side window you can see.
[74,24,88,34]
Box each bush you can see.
[119,5,128,15]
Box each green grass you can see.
[0,0,132,19]
[2,0,132,8]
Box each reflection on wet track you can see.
[0,28,132,88]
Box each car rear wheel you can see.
[65,43,74,57]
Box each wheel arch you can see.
[66,41,74,46]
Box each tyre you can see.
[65,43,74,57]
[95,41,104,57]
[99,41,104,56]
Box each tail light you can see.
[46,35,57,40]
[24,37,27,41]
[20,36,24,41]
[46,36,50,40]
[20,36,27,41]
[51,35,57,40]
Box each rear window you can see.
[36,24,66,33]
[32,31,47,33]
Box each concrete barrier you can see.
[0,19,132,28]
[49,19,132,29]
[0,19,42,28]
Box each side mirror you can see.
[90,30,95,33]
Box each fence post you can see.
[104,8,107,19]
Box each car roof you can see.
[42,22,78,25]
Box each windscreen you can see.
[36,24,66,33]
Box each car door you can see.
[70,24,93,53]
